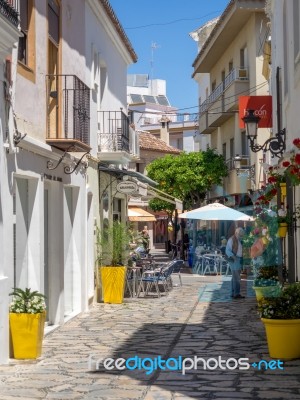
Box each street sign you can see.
[116,181,138,194]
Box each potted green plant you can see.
[96,220,131,304]
[258,283,300,359]
[277,206,292,237]
[252,265,282,301]
[9,288,46,359]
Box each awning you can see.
[99,165,157,186]
[99,164,182,208]
[128,207,156,222]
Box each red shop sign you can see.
[239,96,272,128]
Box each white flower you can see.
[278,208,287,217]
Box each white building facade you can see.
[0,0,137,364]
[127,74,200,152]
[192,0,270,203]
[266,0,300,282]
[0,0,21,365]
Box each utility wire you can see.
[202,81,268,114]
[124,11,222,30]
[129,81,268,116]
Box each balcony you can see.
[199,67,249,134]
[0,0,18,27]
[98,111,139,163]
[0,0,20,58]
[46,74,91,152]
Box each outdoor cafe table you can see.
[200,253,225,275]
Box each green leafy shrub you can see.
[9,288,46,314]
[258,283,300,319]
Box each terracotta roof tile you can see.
[139,132,182,154]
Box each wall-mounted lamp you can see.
[233,154,255,182]
[242,109,286,158]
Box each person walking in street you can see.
[226,227,245,299]
[141,225,150,253]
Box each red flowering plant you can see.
[255,182,278,207]
[283,152,300,185]
[293,138,300,149]
[264,138,300,185]
[246,205,282,270]
[263,139,300,186]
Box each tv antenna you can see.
[150,42,161,92]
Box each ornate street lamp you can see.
[242,109,286,158]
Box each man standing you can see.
[141,226,150,253]
[226,227,245,299]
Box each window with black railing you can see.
[18,0,28,64]
[46,74,90,146]
[98,111,130,153]
[0,0,19,28]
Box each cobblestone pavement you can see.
[0,265,300,399]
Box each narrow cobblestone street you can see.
[0,269,300,400]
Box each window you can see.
[222,70,225,83]
[222,143,226,160]
[18,0,29,64]
[241,131,249,156]
[211,80,216,92]
[229,61,233,71]
[176,137,183,150]
[17,0,35,81]
[240,48,245,68]
[47,0,60,136]
[240,47,248,69]
[48,0,59,45]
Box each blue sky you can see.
[109,0,229,112]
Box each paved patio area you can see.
[0,255,299,399]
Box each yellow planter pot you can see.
[278,223,288,238]
[253,285,281,301]
[261,318,300,360]
[100,266,127,304]
[9,312,46,359]
[280,182,287,198]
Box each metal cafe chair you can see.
[170,259,185,286]
[201,255,219,275]
[137,268,163,298]
[137,260,178,297]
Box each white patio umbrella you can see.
[178,202,254,221]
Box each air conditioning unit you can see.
[238,69,248,80]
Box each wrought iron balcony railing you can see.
[199,67,249,116]
[0,0,19,27]
[98,111,130,153]
[46,74,90,149]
